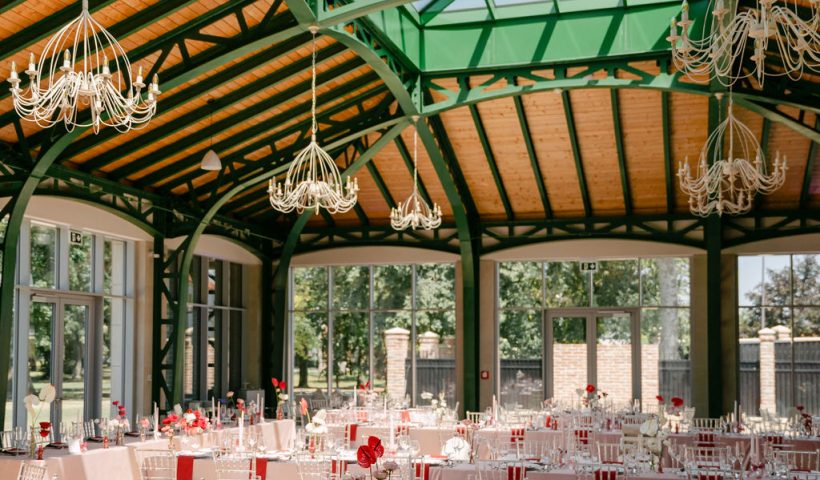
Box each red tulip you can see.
[671,397,684,408]
[300,398,308,416]
[368,436,384,458]
[656,395,664,403]
[162,414,179,425]
[585,384,595,394]
[797,405,805,412]
[280,381,287,391]
[112,401,119,406]
[357,445,377,468]
[271,378,279,388]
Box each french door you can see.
[26,295,96,432]
[544,308,640,405]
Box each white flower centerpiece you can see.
[302,403,327,452]
[24,384,56,458]
[639,417,668,471]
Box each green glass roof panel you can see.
[494,0,548,6]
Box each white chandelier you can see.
[391,122,442,231]
[667,0,820,87]
[677,94,787,216]
[268,26,358,215]
[7,0,160,133]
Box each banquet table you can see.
[427,463,682,480]
[0,419,295,480]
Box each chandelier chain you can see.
[311,29,318,138]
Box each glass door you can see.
[544,309,639,405]
[29,296,92,431]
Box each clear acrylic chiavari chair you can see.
[213,450,258,480]
[16,463,48,480]
[136,449,177,480]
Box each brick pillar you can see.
[384,327,410,402]
[418,331,440,359]
[758,328,776,415]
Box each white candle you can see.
[353,385,357,406]
[153,403,159,440]
[239,411,244,447]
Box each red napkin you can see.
[345,424,358,443]
[400,410,411,423]
[574,429,590,445]
[764,435,784,445]
[177,455,195,480]
[456,425,466,436]
[255,458,267,480]
[396,425,410,436]
[545,416,552,428]
[415,463,431,480]
[594,469,618,480]
[507,466,526,480]
[697,432,715,444]
[331,459,348,476]
[510,428,525,444]
[697,475,721,480]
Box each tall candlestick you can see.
[239,411,244,449]
[153,403,159,440]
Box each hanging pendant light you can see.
[268,26,358,215]
[677,93,788,216]
[7,0,160,133]
[201,99,222,171]
[391,119,442,231]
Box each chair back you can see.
[214,451,257,480]
[597,442,622,464]
[466,411,484,424]
[773,450,820,473]
[17,463,48,480]
[691,418,722,431]
[136,449,177,480]
[296,452,332,480]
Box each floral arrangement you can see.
[109,401,131,432]
[796,405,812,434]
[178,409,210,434]
[357,436,392,479]
[639,417,667,457]
[430,392,449,419]
[271,377,288,403]
[359,381,378,405]
[576,384,606,409]
[24,384,56,427]
[667,397,685,416]
[304,404,327,435]
[24,384,56,457]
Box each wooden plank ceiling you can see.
[0,0,817,232]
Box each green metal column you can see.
[151,210,168,410]
[260,246,274,412]
[704,215,724,418]
[0,132,80,428]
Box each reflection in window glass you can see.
[104,239,126,296]
[416,310,456,406]
[641,258,690,307]
[641,308,691,407]
[293,312,327,398]
[333,266,369,310]
[290,264,456,408]
[593,260,639,307]
[31,224,58,288]
[498,262,541,309]
[545,262,588,307]
[28,302,54,425]
[499,310,542,409]
[373,265,411,309]
[69,231,93,292]
[738,254,820,418]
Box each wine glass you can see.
[398,434,410,452]
[247,432,257,453]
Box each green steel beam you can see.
[366,162,397,208]
[734,99,820,144]
[111,59,369,182]
[64,33,316,164]
[800,118,819,210]
[0,129,83,428]
[0,1,26,15]
[610,89,632,215]
[324,19,479,413]
[157,80,387,194]
[419,1,705,73]
[285,0,318,24]
[753,118,772,211]
[426,114,479,220]
[661,91,675,214]
[394,135,434,209]
[419,0,457,24]
[512,88,552,218]
[0,0,244,131]
[561,90,592,217]
[467,98,513,220]
[79,40,345,172]
[319,0,417,25]
[0,0,117,60]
